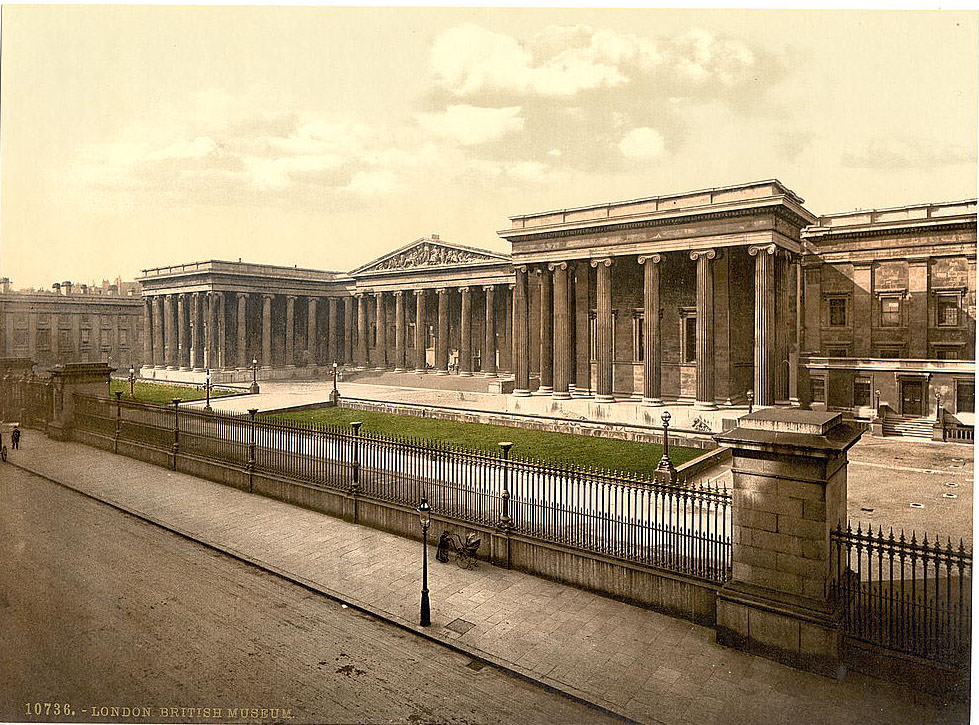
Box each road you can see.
[0,467,620,724]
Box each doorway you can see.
[901,380,924,417]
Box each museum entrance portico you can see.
[499,180,816,409]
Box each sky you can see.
[1,6,976,289]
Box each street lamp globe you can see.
[417,497,431,529]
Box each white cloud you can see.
[345,169,399,196]
[146,136,218,161]
[430,24,759,99]
[415,105,524,146]
[618,127,666,161]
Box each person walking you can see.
[1,431,6,462]
[11,425,21,450]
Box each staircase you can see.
[882,415,936,440]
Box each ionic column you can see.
[152,296,164,368]
[500,285,513,374]
[574,263,591,397]
[164,294,176,369]
[176,294,190,370]
[143,298,153,369]
[285,295,296,367]
[459,287,473,376]
[308,297,319,365]
[591,258,614,402]
[435,288,449,374]
[344,296,355,364]
[261,294,273,368]
[355,294,368,368]
[513,267,531,395]
[326,297,337,365]
[236,293,248,369]
[639,254,662,404]
[775,252,791,403]
[394,291,406,372]
[750,244,776,407]
[537,268,554,394]
[374,292,387,370]
[190,293,203,370]
[203,293,213,370]
[414,289,427,373]
[691,249,717,409]
[482,285,497,377]
[549,263,570,399]
[216,292,226,369]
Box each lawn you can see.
[265,406,703,478]
[109,379,238,405]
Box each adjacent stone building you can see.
[0,278,143,370]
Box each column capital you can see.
[394,290,404,298]
[354,291,365,299]
[547,261,568,271]
[590,257,614,268]
[458,285,470,293]
[414,288,427,297]
[515,264,529,273]
[637,253,662,265]
[286,294,297,302]
[435,287,448,296]
[748,243,777,257]
[262,293,274,301]
[482,284,496,292]
[236,291,248,300]
[689,249,717,261]
[374,290,384,299]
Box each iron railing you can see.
[72,394,732,582]
[832,522,972,668]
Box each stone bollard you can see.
[47,362,114,440]
[713,408,863,678]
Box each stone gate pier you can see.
[714,408,863,678]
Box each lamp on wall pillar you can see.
[128,365,136,399]
[746,389,754,415]
[250,358,260,395]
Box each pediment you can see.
[352,238,510,276]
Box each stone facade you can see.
[0,279,143,370]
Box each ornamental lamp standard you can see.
[935,391,943,422]
[332,361,339,393]
[204,368,212,412]
[655,411,676,484]
[498,441,514,530]
[128,365,136,399]
[874,389,881,411]
[417,497,432,627]
[746,389,754,415]
[250,358,260,395]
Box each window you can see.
[880,296,902,327]
[36,329,50,351]
[811,378,826,403]
[853,379,871,407]
[934,347,961,361]
[826,347,849,358]
[588,311,617,361]
[427,325,435,349]
[937,294,960,327]
[59,329,71,350]
[633,312,644,362]
[956,381,975,414]
[828,297,848,327]
[876,347,903,359]
[14,328,27,346]
[80,328,91,347]
[101,328,112,349]
[119,329,129,347]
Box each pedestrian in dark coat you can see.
[11,426,21,450]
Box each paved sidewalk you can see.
[3,437,967,725]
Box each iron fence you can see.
[832,522,972,668]
[1,376,54,429]
[72,394,732,582]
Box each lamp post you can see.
[654,411,676,484]
[330,361,341,405]
[250,358,260,394]
[350,421,363,490]
[204,368,212,412]
[128,365,136,399]
[498,441,513,530]
[417,497,431,627]
[935,391,943,422]
[746,389,754,415]
[874,388,881,412]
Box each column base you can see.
[179,366,191,371]
[536,386,554,395]
[393,367,406,373]
[716,581,845,680]
[166,366,178,371]
[642,397,663,406]
[154,365,166,370]
[414,368,427,374]
[261,365,274,370]
[572,391,593,398]
[435,369,449,375]
[192,367,204,373]
[694,400,718,410]
[460,371,474,377]
[594,394,615,403]
[512,389,532,397]
[285,364,297,369]
[482,371,498,378]
[552,391,572,400]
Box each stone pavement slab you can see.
[3,436,968,725]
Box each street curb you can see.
[8,458,644,725]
